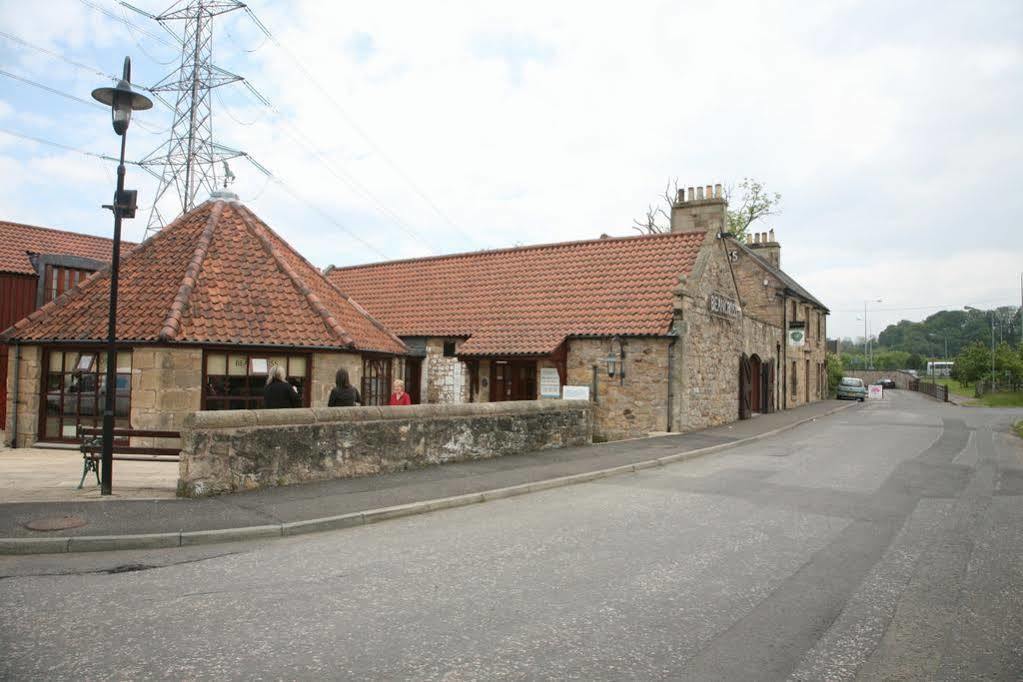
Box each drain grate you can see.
[24,516,88,532]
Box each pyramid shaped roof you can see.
[3,199,406,354]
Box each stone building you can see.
[725,229,830,410]
[328,182,827,440]
[2,195,406,447]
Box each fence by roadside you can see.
[914,380,949,403]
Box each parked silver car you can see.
[837,377,867,401]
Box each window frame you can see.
[361,355,392,406]
[201,348,312,411]
[38,346,133,443]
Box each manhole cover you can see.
[24,516,88,532]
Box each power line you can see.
[0,68,169,135]
[237,83,440,253]
[0,69,105,110]
[264,173,387,259]
[0,29,169,105]
[0,126,143,165]
[0,30,117,83]
[244,7,477,247]
[78,0,180,51]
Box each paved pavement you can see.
[0,399,850,547]
[0,447,177,502]
[1,390,1020,680]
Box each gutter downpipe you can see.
[782,295,788,411]
[666,335,676,432]
[10,342,20,448]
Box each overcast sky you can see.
[1,0,1020,339]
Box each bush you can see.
[826,353,844,396]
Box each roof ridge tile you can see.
[158,201,223,341]
[234,203,357,348]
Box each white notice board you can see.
[868,384,883,400]
[540,367,561,398]
[562,385,591,401]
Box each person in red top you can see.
[388,379,412,406]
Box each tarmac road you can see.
[2,391,1021,680]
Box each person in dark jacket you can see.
[328,368,361,407]
[264,365,301,409]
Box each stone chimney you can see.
[747,228,781,269]
[670,183,727,235]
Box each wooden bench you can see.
[77,426,181,489]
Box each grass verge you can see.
[1015,421,1023,439]
[978,392,1023,408]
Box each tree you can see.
[953,342,990,387]
[633,176,781,241]
[725,177,782,243]
[631,179,676,234]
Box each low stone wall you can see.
[178,400,592,497]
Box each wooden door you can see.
[749,355,762,414]
[739,354,752,420]
[403,357,422,404]
[490,360,537,401]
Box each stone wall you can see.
[566,337,673,441]
[178,399,592,497]
[310,351,362,406]
[130,348,202,445]
[675,237,783,431]
[4,344,41,447]
[424,338,469,403]
[843,369,917,390]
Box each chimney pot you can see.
[676,189,686,204]
[687,187,695,201]
[769,228,775,242]
[714,183,722,198]
[696,186,704,200]
[705,185,713,199]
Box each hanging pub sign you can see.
[787,323,806,347]
[708,292,740,320]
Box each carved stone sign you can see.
[708,293,740,319]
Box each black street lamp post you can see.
[91,57,152,495]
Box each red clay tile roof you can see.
[0,220,131,275]
[4,200,406,354]
[328,231,706,356]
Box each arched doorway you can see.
[749,354,763,415]
[739,353,752,420]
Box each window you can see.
[791,360,798,398]
[443,340,457,357]
[816,312,821,341]
[361,356,392,406]
[43,265,95,304]
[203,351,309,410]
[42,349,131,441]
[791,300,797,320]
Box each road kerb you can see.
[0,402,856,555]
[67,532,181,553]
[281,513,364,536]
[0,536,70,554]
[181,524,283,546]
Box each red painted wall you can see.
[0,273,39,424]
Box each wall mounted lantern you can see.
[606,336,626,383]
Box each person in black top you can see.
[264,365,301,409]
[328,368,361,407]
